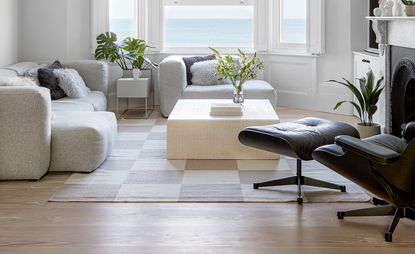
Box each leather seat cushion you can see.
[239,117,359,160]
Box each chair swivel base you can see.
[253,160,346,205]
[337,198,415,242]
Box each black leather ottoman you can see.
[238,117,359,205]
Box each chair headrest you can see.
[402,122,415,143]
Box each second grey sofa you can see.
[158,56,277,117]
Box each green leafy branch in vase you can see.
[210,48,264,95]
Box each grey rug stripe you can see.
[49,116,371,203]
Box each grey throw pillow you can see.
[190,60,230,86]
[38,61,66,100]
[53,68,91,98]
[182,55,216,85]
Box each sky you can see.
[110,0,307,20]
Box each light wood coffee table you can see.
[167,99,280,160]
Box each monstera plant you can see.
[95,32,158,77]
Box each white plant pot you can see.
[357,123,381,139]
[123,70,132,78]
[133,69,142,79]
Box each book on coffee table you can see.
[210,103,243,116]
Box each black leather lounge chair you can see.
[238,117,359,205]
[313,122,415,242]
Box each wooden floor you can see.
[1,107,414,254]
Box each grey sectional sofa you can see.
[0,61,117,180]
[158,56,278,117]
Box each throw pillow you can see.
[182,55,216,85]
[0,77,37,87]
[38,61,66,100]
[53,68,91,98]
[190,60,230,86]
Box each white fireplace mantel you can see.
[367,16,415,54]
[366,16,415,133]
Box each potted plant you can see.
[211,48,264,104]
[95,32,158,78]
[329,70,385,139]
[402,0,415,16]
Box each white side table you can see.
[117,77,154,119]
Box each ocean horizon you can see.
[110,18,306,47]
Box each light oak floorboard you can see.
[1,108,414,253]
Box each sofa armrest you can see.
[63,60,109,94]
[335,135,401,165]
[158,56,187,117]
[0,87,52,180]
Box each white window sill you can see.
[148,49,320,58]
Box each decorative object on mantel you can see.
[329,70,385,139]
[94,32,159,78]
[402,0,415,16]
[393,0,403,16]
[211,48,264,104]
[380,0,394,16]
[210,103,243,116]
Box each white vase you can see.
[357,123,381,139]
[132,69,142,79]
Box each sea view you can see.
[110,18,306,47]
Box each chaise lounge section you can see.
[0,61,117,180]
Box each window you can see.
[93,0,324,55]
[162,0,254,50]
[280,0,307,44]
[109,0,137,41]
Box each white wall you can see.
[19,0,92,61]
[0,0,19,67]
[18,0,368,114]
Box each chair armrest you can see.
[335,136,401,165]
[63,60,109,94]
[158,56,187,117]
[402,122,415,142]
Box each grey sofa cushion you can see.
[0,69,18,78]
[52,100,95,112]
[183,80,277,108]
[3,62,39,75]
[56,91,107,111]
[63,61,109,94]
[50,111,117,173]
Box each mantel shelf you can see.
[366,16,415,21]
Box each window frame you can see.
[160,0,257,54]
[109,0,139,40]
[91,0,325,56]
[272,0,308,53]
